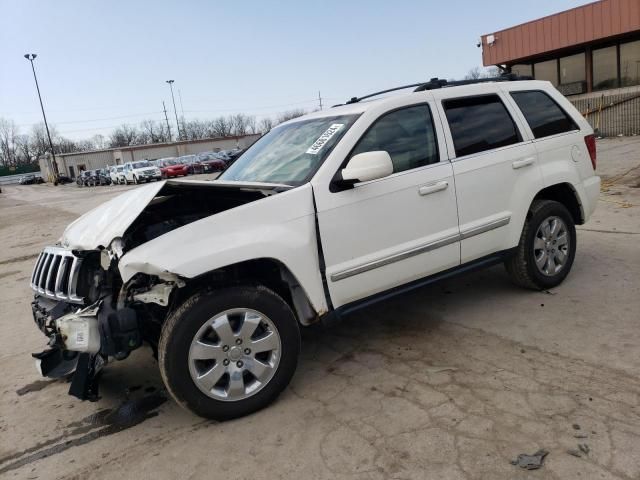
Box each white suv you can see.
[28,77,600,420]
[122,160,162,184]
[108,165,125,184]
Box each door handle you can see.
[512,157,536,169]
[418,181,448,196]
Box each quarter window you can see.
[511,91,578,139]
[443,95,520,157]
[350,105,439,174]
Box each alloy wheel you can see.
[188,308,281,402]
[533,216,570,276]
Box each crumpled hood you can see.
[60,179,290,251]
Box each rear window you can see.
[510,91,578,139]
[443,94,520,157]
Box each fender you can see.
[118,183,329,315]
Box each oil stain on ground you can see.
[0,392,166,474]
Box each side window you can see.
[350,104,439,174]
[511,90,578,139]
[443,94,520,157]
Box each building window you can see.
[443,95,520,158]
[511,64,532,77]
[593,45,618,91]
[560,53,586,85]
[620,40,640,87]
[534,59,558,86]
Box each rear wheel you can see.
[505,199,576,290]
[159,285,300,420]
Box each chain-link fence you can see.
[570,90,640,137]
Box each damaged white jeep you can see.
[29,77,600,419]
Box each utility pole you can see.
[318,91,323,111]
[178,89,186,138]
[162,101,172,142]
[166,80,182,141]
[178,89,186,118]
[24,53,59,182]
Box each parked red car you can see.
[157,158,188,178]
[198,152,226,173]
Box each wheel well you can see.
[533,183,584,225]
[172,258,319,326]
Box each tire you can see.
[133,176,138,185]
[504,199,576,290]
[159,285,300,420]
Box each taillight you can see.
[584,134,596,170]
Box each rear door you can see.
[434,91,543,263]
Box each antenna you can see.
[318,91,323,111]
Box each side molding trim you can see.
[330,215,511,282]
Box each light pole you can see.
[166,80,182,141]
[24,53,59,182]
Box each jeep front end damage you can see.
[29,243,180,400]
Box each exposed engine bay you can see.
[30,180,284,400]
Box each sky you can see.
[1,0,591,141]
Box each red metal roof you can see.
[482,0,640,66]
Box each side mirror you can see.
[339,151,394,185]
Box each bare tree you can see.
[140,119,168,144]
[276,109,306,125]
[211,116,231,137]
[0,118,18,165]
[30,123,56,160]
[109,124,139,147]
[182,119,209,140]
[230,113,251,136]
[258,117,274,134]
[464,66,502,80]
[91,134,107,149]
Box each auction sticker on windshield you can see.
[306,124,344,155]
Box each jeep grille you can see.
[30,247,84,304]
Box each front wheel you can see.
[504,199,576,290]
[133,176,138,185]
[159,286,300,420]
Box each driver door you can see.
[314,103,460,308]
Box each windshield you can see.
[133,161,150,169]
[220,114,359,185]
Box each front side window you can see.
[220,114,359,185]
[511,91,578,139]
[443,95,520,157]
[349,105,439,174]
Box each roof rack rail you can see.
[340,74,533,105]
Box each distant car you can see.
[123,160,162,184]
[214,149,245,168]
[19,174,44,185]
[94,169,112,186]
[197,152,226,173]
[178,155,204,175]
[108,166,125,185]
[157,158,188,178]
[57,175,73,184]
[76,170,92,187]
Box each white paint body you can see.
[58,80,600,315]
[122,161,162,183]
